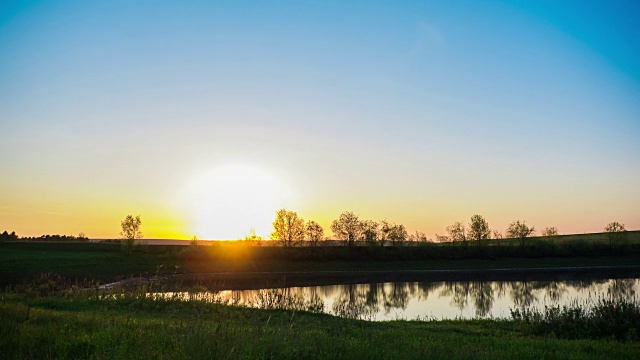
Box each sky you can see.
[1,0,639,240]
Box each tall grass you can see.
[511,296,640,341]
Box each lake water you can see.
[159,278,639,321]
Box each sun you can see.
[182,164,293,240]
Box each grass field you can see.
[1,239,639,359]
[1,291,639,359]
[1,240,640,288]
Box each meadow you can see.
[1,283,639,359]
[1,234,639,358]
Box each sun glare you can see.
[182,164,293,240]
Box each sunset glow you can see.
[181,164,293,240]
[0,1,638,239]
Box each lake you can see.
[156,277,639,320]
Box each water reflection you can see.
[174,278,639,321]
[608,279,636,299]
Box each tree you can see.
[331,211,362,247]
[492,230,503,246]
[446,221,467,246]
[271,209,305,246]
[243,228,264,242]
[0,230,18,241]
[385,222,408,246]
[120,215,142,253]
[305,220,324,246]
[506,220,535,247]
[410,231,429,243]
[468,215,490,246]
[361,220,380,245]
[604,222,627,251]
[435,233,450,243]
[541,227,559,241]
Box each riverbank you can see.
[1,292,638,359]
[104,265,640,291]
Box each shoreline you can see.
[102,264,640,291]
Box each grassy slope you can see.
[1,242,640,287]
[1,295,638,359]
[0,243,175,286]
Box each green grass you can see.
[0,243,176,287]
[1,241,639,288]
[1,292,639,359]
[1,238,639,359]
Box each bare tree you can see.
[542,227,559,242]
[506,220,535,247]
[305,220,324,246]
[604,222,627,251]
[492,230,503,246]
[120,215,142,253]
[446,221,467,246]
[410,231,429,243]
[468,215,491,246]
[331,211,362,247]
[271,209,305,246]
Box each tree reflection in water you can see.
[543,281,566,302]
[202,278,638,320]
[608,279,636,300]
[509,281,537,308]
[470,282,494,317]
[383,282,412,314]
[331,283,378,320]
[440,282,470,311]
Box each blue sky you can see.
[1,0,638,238]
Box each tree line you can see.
[268,209,630,249]
[0,231,89,242]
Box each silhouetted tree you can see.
[384,222,408,246]
[506,220,535,247]
[361,220,380,246]
[435,233,450,243]
[305,220,324,246]
[492,230,503,246]
[468,215,490,246]
[410,231,429,243]
[541,227,558,242]
[331,211,362,247]
[446,221,466,246]
[1,230,19,241]
[604,221,627,251]
[120,215,142,253]
[271,209,305,246]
